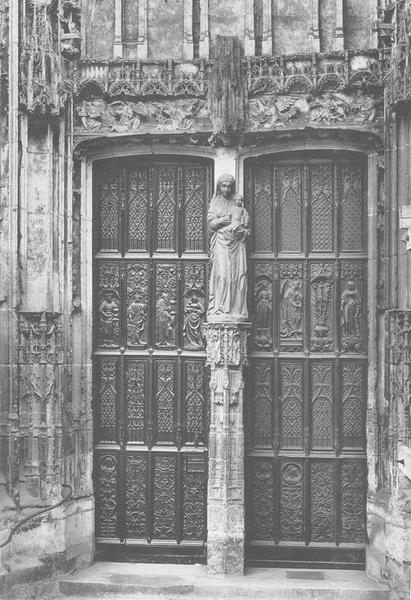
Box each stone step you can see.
[59,562,390,600]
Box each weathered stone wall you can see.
[343,0,375,50]
[366,111,411,600]
[84,0,378,60]
[0,0,93,583]
[0,0,12,567]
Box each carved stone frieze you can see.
[18,312,63,364]
[248,90,383,132]
[74,98,210,135]
[71,51,387,142]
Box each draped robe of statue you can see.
[207,194,249,322]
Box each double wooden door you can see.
[92,156,211,561]
[245,152,368,568]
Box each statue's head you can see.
[216,174,235,199]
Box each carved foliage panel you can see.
[279,165,303,253]
[183,166,207,252]
[156,166,177,251]
[126,360,146,443]
[341,361,365,449]
[311,361,334,450]
[95,358,119,443]
[126,454,147,538]
[250,360,273,448]
[153,454,176,539]
[280,460,304,542]
[127,167,149,251]
[246,459,275,540]
[183,455,207,541]
[340,462,366,543]
[341,166,364,253]
[310,164,334,252]
[310,461,335,542]
[251,165,273,253]
[95,166,121,252]
[183,361,207,446]
[280,361,304,450]
[95,453,120,539]
[154,360,176,444]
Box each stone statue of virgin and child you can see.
[207,174,250,323]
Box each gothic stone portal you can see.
[93,157,212,561]
[245,153,367,568]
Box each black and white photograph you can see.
[0,1,409,599]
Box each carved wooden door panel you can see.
[93,157,211,561]
[245,153,367,568]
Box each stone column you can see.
[204,323,250,574]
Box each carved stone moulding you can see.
[75,59,208,101]
[18,312,63,364]
[203,322,250,369]
[246,50,389,98]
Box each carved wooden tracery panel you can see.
[93,157,211,560]
[245,154,367,568]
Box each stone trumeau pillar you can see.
[204,322,249,574]
[204,168,251,574]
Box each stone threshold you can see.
[59,562,390,599]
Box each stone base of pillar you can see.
[207,532,244,575]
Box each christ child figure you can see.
[221,194,250,234]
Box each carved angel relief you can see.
[76,100,105,131]
[249,94,309,129]
[108,101,148,132]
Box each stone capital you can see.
[203,322,250,369]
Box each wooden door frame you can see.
[75,133,381,568]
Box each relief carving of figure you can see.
[156,291,175,346]
[207,175,250,322]
[128,299,147,345]
[99,292,120,344]
[281,280,303,338]
[255,282,272,349]
[341,281,361,347]
[183,293,205,350]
